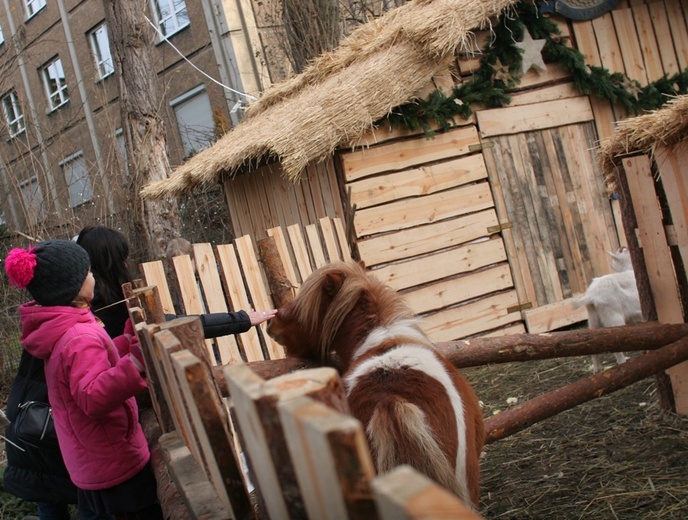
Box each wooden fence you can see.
[139,216,351,367]
[126,214,688,518]
[127,295,481,518]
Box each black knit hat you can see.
[5,239,90,306]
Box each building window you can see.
[90,24,114,80]
[60,152,93,207]
[0,23,5,45]
[42,58,69,110]
[170,86,215,158]
[2,91,25,137]
[19,176,46,224]
[154,0,189,37]
[25,0,46,18]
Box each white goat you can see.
[576,247,643,373]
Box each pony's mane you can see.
[291,261,414,360]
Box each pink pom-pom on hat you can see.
[5,247,38,289]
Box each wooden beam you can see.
[484,335,688,443]
[434,322,688,368]
[210,323,688,396]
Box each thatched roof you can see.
[142,0,518,200]
[599,95,688,179]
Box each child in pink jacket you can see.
[5,239,163,520]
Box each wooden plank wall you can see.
[571,0,688,142]
[139,216,351,365]
[622,148,688,413]
[223,157,344,241]
[340,124,525,342]
[450,0,688,333]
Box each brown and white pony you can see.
[267,260,485,507]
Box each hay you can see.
[141,0,518,200]
[599,95,688,183]
[469,355,688,518]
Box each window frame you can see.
[89,23,115,80]
[152,0,190,38]
[41,58,70,111]
[18,175,46,224]
[59,151,93,208]
[25,0,47,19]
[1,90,25,138]
[170,85,216,158]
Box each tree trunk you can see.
[103,0,180,260]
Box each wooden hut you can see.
[142,0,688,349]
[599,95,688,414]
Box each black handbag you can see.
[14,357,58,448]
[15,400,58,447]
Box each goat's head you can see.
[609,247,633,273]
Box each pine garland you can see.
[384,2,688,135]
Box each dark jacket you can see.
[3,349,77,504]
[91,296,129,338]
[91,284,252,340]
[162,311,253,339]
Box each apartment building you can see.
[0,0,289,231]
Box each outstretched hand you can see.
[248,309,278,326]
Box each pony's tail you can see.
[366,398,468,504]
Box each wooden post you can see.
[153,329,203,455]
[212,357,316,397]
[372,466,482,519]
[159,431,233,520]
[128,308,174,433]
[653,144,688,413]
[278,396,378,519]
[624,154,687,413]
[258,236,296,308]
[132,285,167,325]
[225,364,353,519]
[171,350,255,520]
[484,335,688,443]
[225,363,300,519]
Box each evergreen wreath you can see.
[384,2,688,135]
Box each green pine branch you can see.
[381,2,688,135]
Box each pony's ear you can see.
[358,259,366,269]
[323,272,345,298]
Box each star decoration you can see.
[515,30,547,76]
[620,77,642,100]
[491,58,511,83]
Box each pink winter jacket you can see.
[19,302,149,490]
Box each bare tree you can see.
[282,0,341,73]
[102,0,180,259]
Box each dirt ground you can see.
[468,354,688,519]
[1,352,686,519]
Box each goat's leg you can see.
[587,305,605,373]
[613,352,629,365]
[588,306,629,373]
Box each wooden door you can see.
[480,118,620,332]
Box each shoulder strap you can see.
[18,352,36,403]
